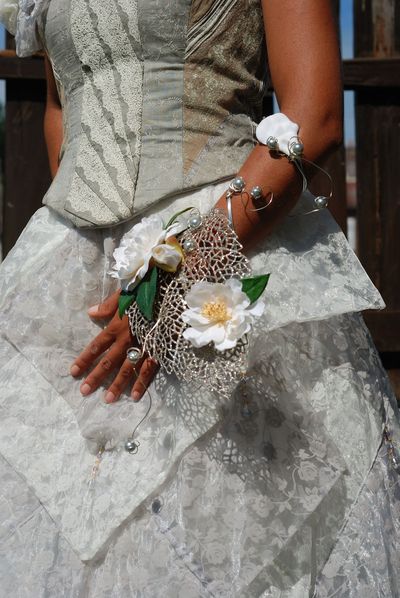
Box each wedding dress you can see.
[0,1,399,597]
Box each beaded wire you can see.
[124,323,161,454]
[225,132,334,230]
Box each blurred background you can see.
[0,0,398,394]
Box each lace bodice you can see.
[1,0,268,228]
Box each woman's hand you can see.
[70,291,158,403]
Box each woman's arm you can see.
[44,54,63,178]
[70,1,343,404]
[215,0,343,249]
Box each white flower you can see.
[151,241,183,273]
[111,215,167,291]
[256,112,299,155]
[181,279,264,352]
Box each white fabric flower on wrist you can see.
[256,112,300,156]
[181,279,265,352]
[111,215,182,291]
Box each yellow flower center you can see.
[201,300,231,324]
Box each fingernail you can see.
[80,383,91,396]
[70,365,80,377]
[132,391,141,402]
[104,391,115,404]
[88,304,99,316]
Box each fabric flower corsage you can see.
[111,213,186,318]
[111,207,270,396]
[111,214,183,292]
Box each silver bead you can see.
[127,347,142,364]
[266,136,278,150]
[290,140,304,157]
[250,186,263,201]
[188,214,202,229]
[314,196,329,209]
[182,238,196,253]
[125,439,139,454]
[231,176,245,192]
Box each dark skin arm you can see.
[214,0,343,246]
[68,0,343,403]
[44,55,63,178]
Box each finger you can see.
[70,328,116,377]
[103,356,144,404]
[79,341,131,396]
[131,358,159,402]
[88,290,120,319]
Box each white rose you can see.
[110,215,167,290]
[181,278,264,352]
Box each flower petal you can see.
[248,299,265,317]
[152,243,182,273]
[183,323,226,348]
[181,308,210,326]
[214,337,238,352]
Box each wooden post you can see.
[2,35,51,257]
[3,77,51,255]
[354,0,400,394]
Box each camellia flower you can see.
[111,215,166,291]
[111,215,182,291]
[181,279,265,352]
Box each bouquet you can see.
[111,207,270,398]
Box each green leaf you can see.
[118,290,137,319]
[135,267,158,321]
[165,207,195,230]
[241,274,271,303]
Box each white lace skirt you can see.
[0,180,399,597]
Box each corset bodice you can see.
[26,0,268,226]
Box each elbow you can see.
[315,102,344,158]
[282,100,344,160]
[323,114,343,153]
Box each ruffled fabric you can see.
[0,0,49,56]
[0,179,391,564]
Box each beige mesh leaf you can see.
[127,209,252,397]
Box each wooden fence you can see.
[0,1,399,392]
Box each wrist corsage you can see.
[111,207,270,402]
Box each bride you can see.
[0,0,399,596]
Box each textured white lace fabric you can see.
[0,179,400,596]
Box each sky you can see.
[0,0,355,143]
[340,0,355,143]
